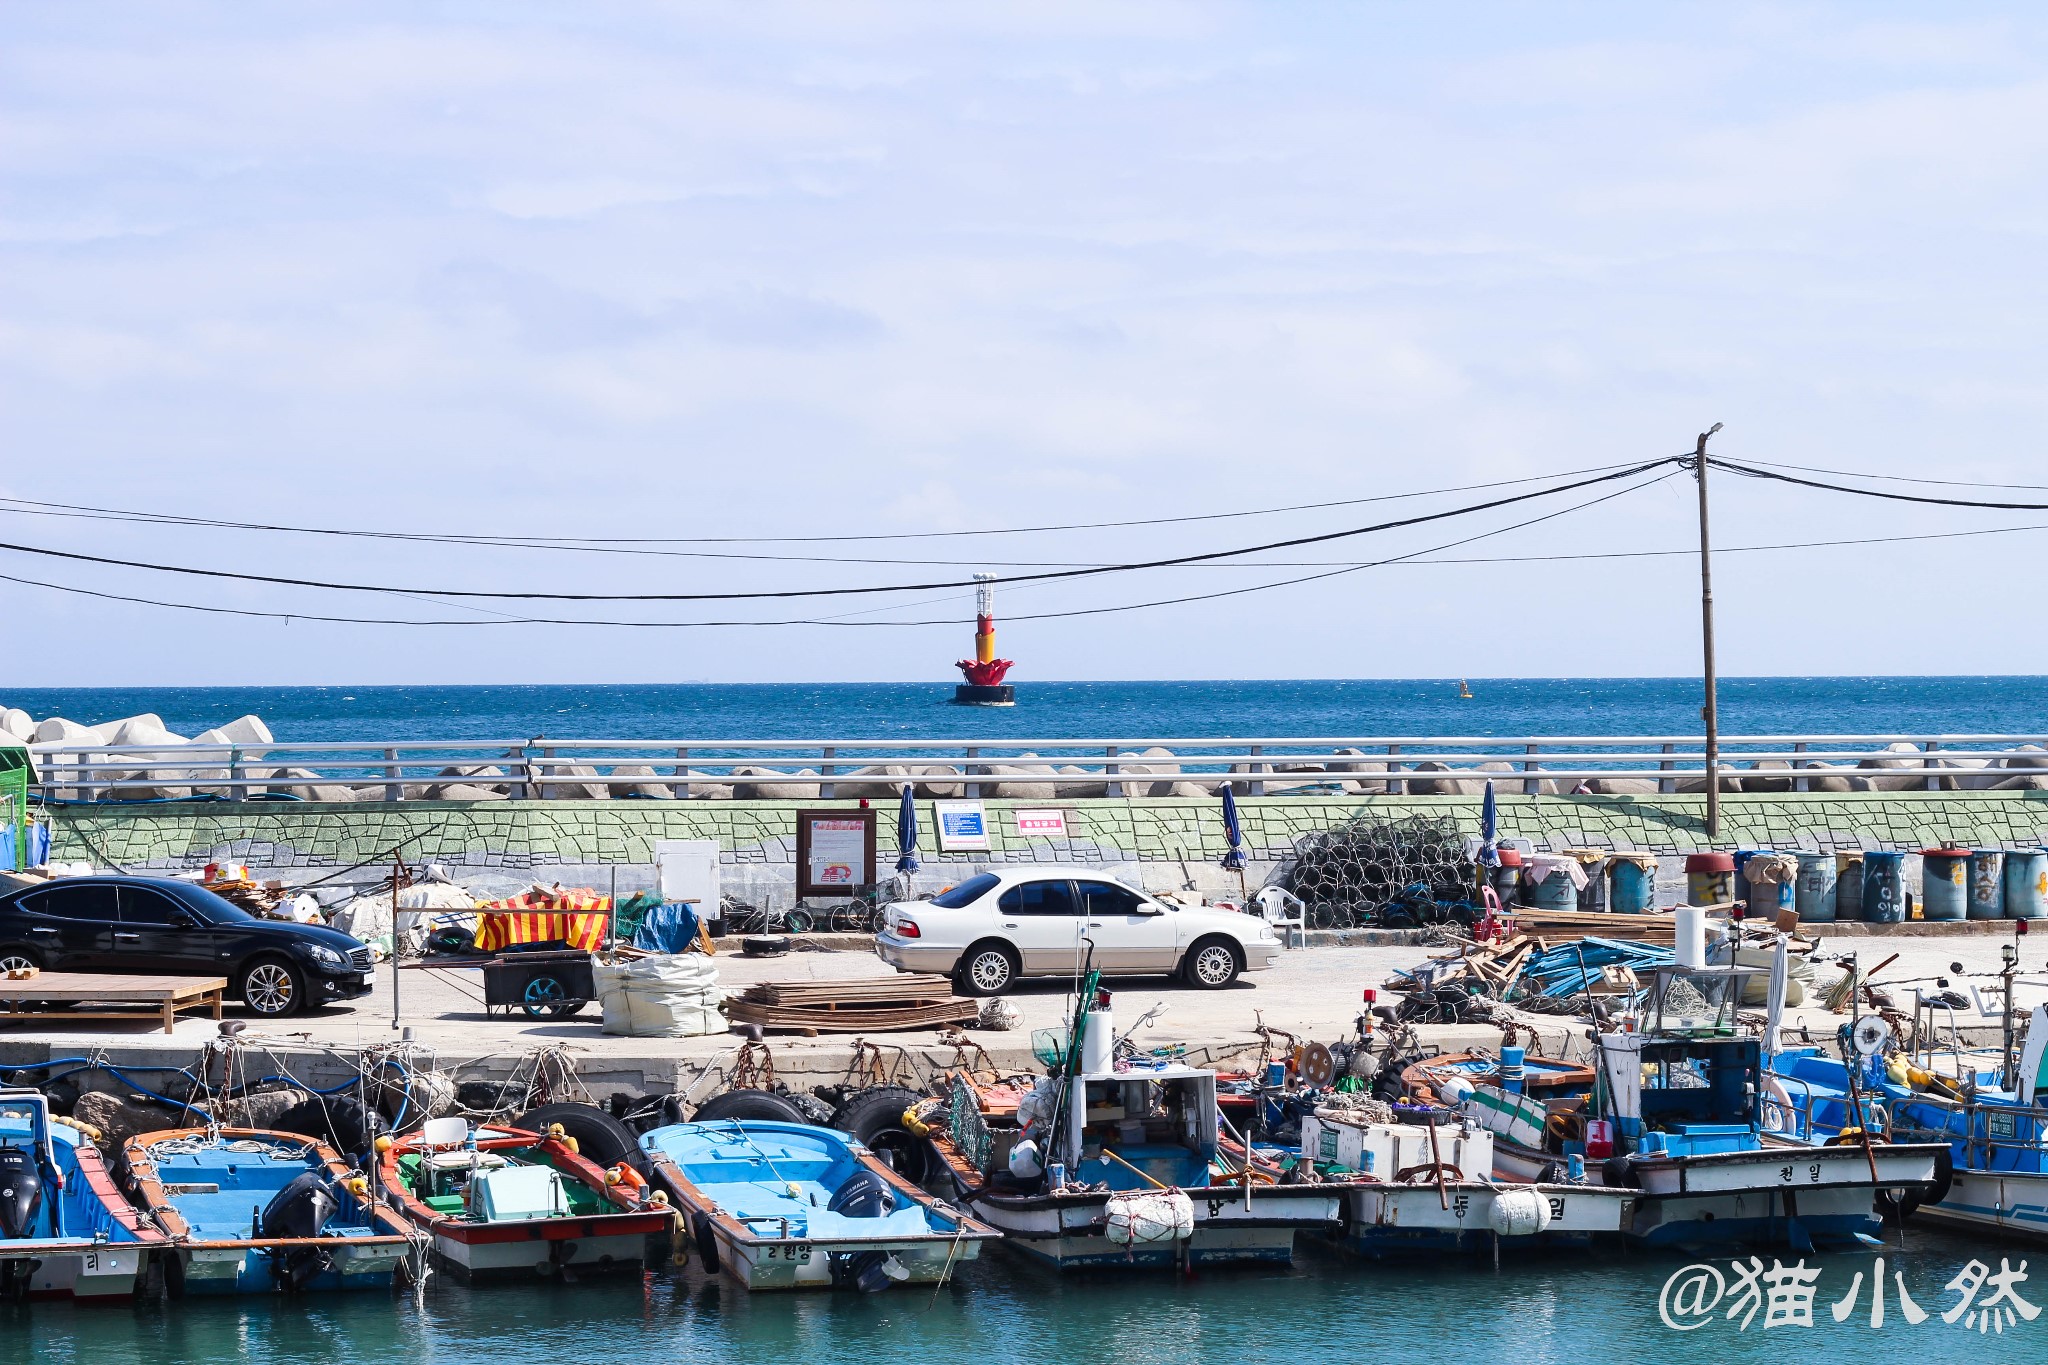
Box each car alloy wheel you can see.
[244,961,297,1015]
[968,949,1013,993]
[0,954,36,974]
[1192,943,1237,987]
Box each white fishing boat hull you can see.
[959,1183,1341,1270]
[1626,1143,1945,1248]
[1333,1181,1632,1255]
[425,1224,662,1282]
[0,1241,150,1301]
[711,1227,987,1290]
[1913,1167,2048,1239]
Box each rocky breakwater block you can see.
[607,764,674,799]
[99,715,195,799]
[32,716,107,744]
[982,752,1058,800]
[183,714,278,795]
[728,766,821,800]
[424,764,511,801]
[264,766,371,802]
[1118,747,1216,797]
[1406,759,1558,797]
[538,762,610,800]
[1995,744,2048,791]
[1857,742,1938,791]
[0,707,32,742]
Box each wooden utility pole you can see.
[1693,423,1724,839]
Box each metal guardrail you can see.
[20,733,2048,802]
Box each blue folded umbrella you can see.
[896,784,920,874]
[1221,786,1246,872]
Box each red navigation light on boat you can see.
[1361,988,1377,1004]
[1095,988,1112,1010]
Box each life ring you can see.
[1759,1077,1797,1135]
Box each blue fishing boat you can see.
[0,1087,164,1301]
[643,1120,998,1292]
[123,1127,417,1295]
[1763,943,2046,1237]
[1426,962,1945,1248]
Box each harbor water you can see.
[6,1229,2019,1364]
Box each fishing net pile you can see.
[1279,812,1475,928]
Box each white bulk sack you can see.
[594,953,723,1037]
[1103,1189,1194,1246]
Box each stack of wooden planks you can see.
[1500,906,1682,944]
[723,973,978,1035]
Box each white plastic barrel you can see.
[1082,1007,1115,1073]
[1674,905,1707,968]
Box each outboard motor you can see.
[0,1144,44,1240]
[260,1171,340,1290]
[825,1166,896,1220]
[826,1168,904,1293]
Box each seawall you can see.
[50,789,2048,905]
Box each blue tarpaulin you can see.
[632,902,703,954]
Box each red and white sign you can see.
[1013,808,1068,838]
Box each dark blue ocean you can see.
[1,677,2043,743]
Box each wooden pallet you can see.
[1501,906,1687,943]
[0,974,227,1035]
[742,974,956,1007]
[723,995,978,1035]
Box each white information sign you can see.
[934,801,991,852]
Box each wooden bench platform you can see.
[0,974,228,1034]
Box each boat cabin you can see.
[1598,966,1768,1157]
[1057,1066,1219,1191]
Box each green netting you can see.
[949,1075,993,1174]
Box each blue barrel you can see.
[1970,850,2006,921]
[2006,850,2048,920]
[1526,856,1579,910]
[1835,853,1865,921]
[1863,851,1907,923]
[1921,849,1970,921]
[1795,851,1838,922]
[1610,857,1657,914]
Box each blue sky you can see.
[4,3,2047,685]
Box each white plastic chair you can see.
[419,1116,470,1150]
[1253,886,1307,948]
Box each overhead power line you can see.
[1708,457,2048,511]
[0,468,1679,628]
[0,458,1681,603]
[0,458,1654,555]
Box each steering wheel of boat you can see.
[521,973,589,1018]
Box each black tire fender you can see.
[692,1210,721,1273]
[828,1085,931,1184]
[273,1096,389,1162]
[516,1101,650,1177]
[690,1089,807,1124]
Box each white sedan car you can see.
[874,868,1279,995]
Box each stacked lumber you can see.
[1501,906,1679,944]
[723,973,977,1034]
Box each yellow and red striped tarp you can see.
[472,889,611,953]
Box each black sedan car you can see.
[0,875,372,1018]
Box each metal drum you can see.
[1795,851,1838,923]
[1834,853,1865,921]
[1492,847,1524,906]
[1609,855,1658,914]
[1569,851,1609,912]
[1920,848,1970,922]
[1685,852,1736,906]
[1525,855,1580,911]
[1742,852,1797,919]
[1969,849,2006,921]
[1862,851,1907,923]
[2005,850,2048,919]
